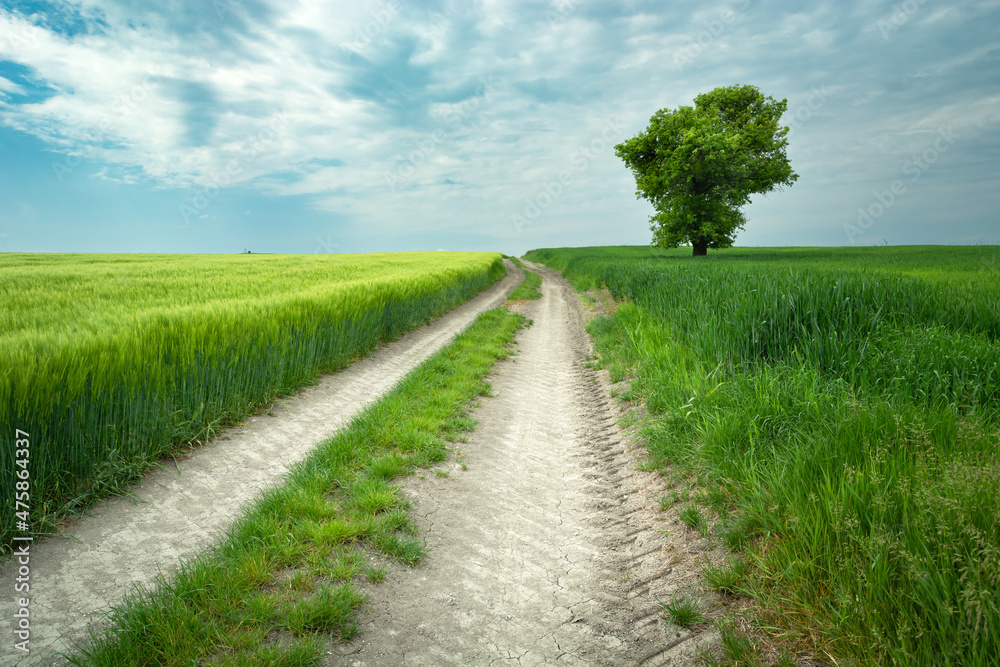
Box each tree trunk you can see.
[692,240,708,256]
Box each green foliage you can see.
[0,252,505,550]
[529,245,1000,666]
[614,85,797,255]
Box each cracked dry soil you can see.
[330,264,720,666]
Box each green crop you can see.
[0,252,504,550]
[528,245,1000,666]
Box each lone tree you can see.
[615,85,798,256]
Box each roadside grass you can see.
[529,245,1000,666]
[507,269,542,302]
[65,306,526,666]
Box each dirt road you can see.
[0,266,520,666]
[328,264,719,666]
[2,263,721,666]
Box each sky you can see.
[0,0,997,255]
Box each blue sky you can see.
[0,0,997,255]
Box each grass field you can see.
[0,252,504,551]
[527,245,1000,666]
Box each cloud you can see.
[0,74,26,96]
[0,0,997,251]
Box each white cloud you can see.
[0,1,998,250]
[0,75,25,96]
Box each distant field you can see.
[527,245,1000,666]
[0,252,504,550]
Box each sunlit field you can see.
[528,245,1000,666]
[0,252,504,550]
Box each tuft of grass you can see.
[348,477,401,515]
[635,457,659,471]
[207,640,322,667]
[371,532,424,565]
[718,514,759,552]
[701,558,750,596]
[678,504,706,534]
[659,594,705,628]
[282,584,364,637]
[364,454,410,481]
[65,307,527,665]
[705,484,731,514]
[717,620,761,666]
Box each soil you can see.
[326,263,722,666]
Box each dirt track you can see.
[2,262,722,666]
[328,264,719,666]
[0,266,520,666]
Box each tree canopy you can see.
[615,85,798,255]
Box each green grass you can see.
[0,252,505,551]
[507,269,542,301]
[704,620,763,666]
[701,558,750,596]
[528,245,1000,666]
[678,504,707,534]
[659,594,705,628]
[64,306,526,665]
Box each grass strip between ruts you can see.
[506,269,541,302]
[502,254,525,269]
[65,306,527,666]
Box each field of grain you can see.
[0,252,504,550]
[527,245,1000,666]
